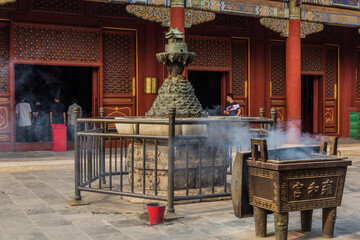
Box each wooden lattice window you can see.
[231,40,247,97]
[212,14,248,29]
[14,25,100,63]
[271,43,286,97]
[357,50,360,99]
[301,45,324,72]
[325,47,337,98]
[0,25,9,93]
[95,3,133,18]
[31,0,82,13]
[103,32,133,95]
[187,37,230,68]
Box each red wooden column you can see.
[286,18,301,142]
[170,0,185,39]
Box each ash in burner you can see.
[267,148,333,162]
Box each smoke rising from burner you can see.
[205,105,221,116]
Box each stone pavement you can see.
[0,139,359,240]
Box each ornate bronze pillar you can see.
[274,212,289,240]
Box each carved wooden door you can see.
[102,29,136,119]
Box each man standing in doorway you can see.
[50,97,66,124]
[223,93,241,116]
[15,96,32,142]
[67,98,82,141]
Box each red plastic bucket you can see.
[146,203,166,224]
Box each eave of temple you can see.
[302,4,360,27]
[89,0,360,28]
[2,0,360,27]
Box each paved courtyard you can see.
[0,139,359,239]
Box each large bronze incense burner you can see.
[232,137,351,240]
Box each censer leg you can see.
[274,212,288,240]
[322,207,336,238]
[253,207,267,237]
[301,210,313,232]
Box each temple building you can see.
[0,0,359,151]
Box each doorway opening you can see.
[15,64,93,143]
[188,71,222,116]
[301,75,314,133]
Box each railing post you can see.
[100,107,106,184]
[167,107,176,215]
[259,107,265,130]
[74,107,81,200]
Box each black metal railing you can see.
[73,107,277,215]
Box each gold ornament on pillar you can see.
[289,0,301,19]
[144,77,158,94]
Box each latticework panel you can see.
[301,46,324,72]
[31,0,82,13]
[231,40,247,96]
[357,50,360,98]
[95,3,132,18]
[212,14,247,29]
[0,25,9,93]
[103,32,133,94]
[325,47,337,98]
[271,43,286,97]
[187,38,230,68]
[14,26,99,63]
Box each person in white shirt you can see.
[15,96,32,142]
[67,98,82,141]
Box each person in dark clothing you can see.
[223,93,241,116]
[50,97,66,124]
[32,101,47,142]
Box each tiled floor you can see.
[0,140,359,239]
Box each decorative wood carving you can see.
[260,18,288,37]
[0,0,15,5]
[300,21,324,38]
[260,18,324,38]
[125,5,215,28]
[0,105,8,131]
